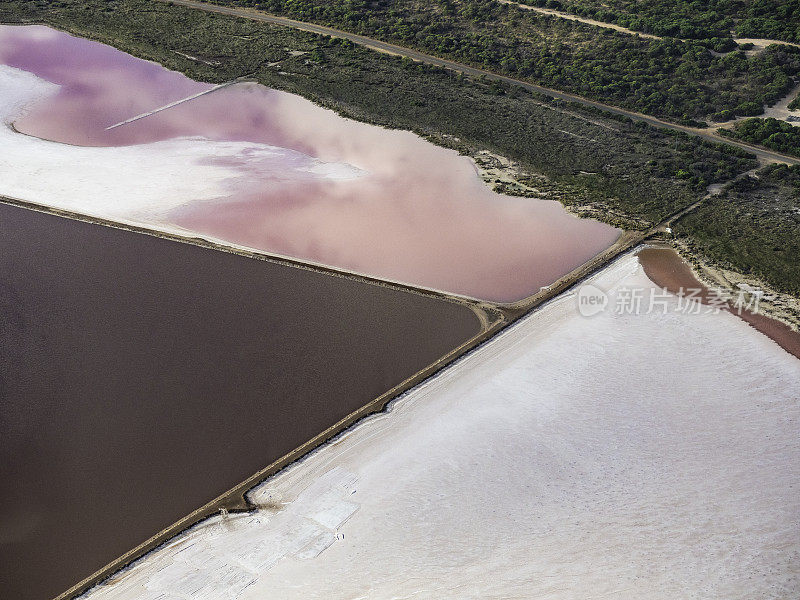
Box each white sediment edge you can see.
[82,253,800,600]
[0,65,365,224]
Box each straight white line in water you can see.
[104,80,239,130]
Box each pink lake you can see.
[0,25,619,303]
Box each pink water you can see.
[0,25,619,302]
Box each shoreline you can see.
[470,149,653,230]
[638,244,800,360]
[672,239,800,331]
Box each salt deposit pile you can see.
[82,254,800,600]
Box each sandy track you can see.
[497,0,660,39]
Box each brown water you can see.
[0,202,480,600]
[0,24,619,303]
[638,247,800,360]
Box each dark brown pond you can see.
[0,202,480,600]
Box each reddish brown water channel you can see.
[0,202,480,600]
[638,247,800,360]
[0,24,619,303]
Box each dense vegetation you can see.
[215,0,800,124]
[678,164,800,295]
[521,0,800,45]
[720,117,800,156]
[0,0,757,228]
[789,92,800,110]
[736,0,800,43]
